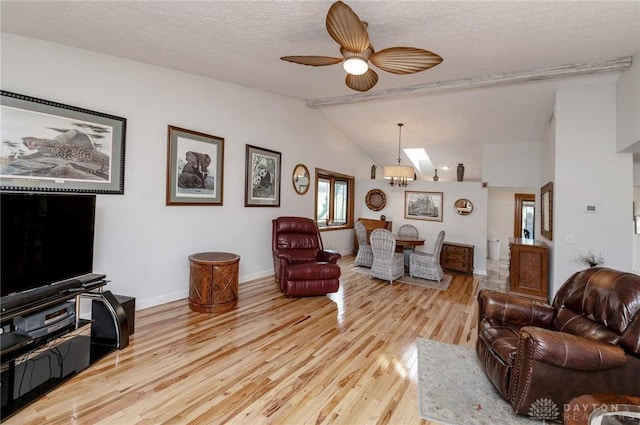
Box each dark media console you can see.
[0,273,106,313]
[0,278,130,421]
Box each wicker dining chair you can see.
[354,221,373,267]
[397,224,419,238]
[397,224,420,266]
[409,230,445,282]
[370,228,405,284]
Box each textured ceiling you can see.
[2,0,639,181]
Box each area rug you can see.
[417,338,539,425]
[352,266,451,290]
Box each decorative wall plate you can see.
[365,189,387,211]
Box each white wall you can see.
[552,82,634,296]
[482,143,541,187]
[634,187,640,273]
[357,179,489,274]
[617,53,640,272]
[617,52,640,152]
[1,34,374,309]
[539,107,557,289]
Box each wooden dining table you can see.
[393,235,426,268]
[393,234,426,251]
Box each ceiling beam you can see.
[306,57,632,108]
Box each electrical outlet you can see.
[565,234,577,243]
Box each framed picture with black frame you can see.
[166,125,224,206]
[244,144,281,207]
[0,90,126,194]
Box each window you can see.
[315,168,354,230]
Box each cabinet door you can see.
[510,245,548,300]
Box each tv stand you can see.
[0,280,129,421]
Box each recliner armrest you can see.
[274,248,320,264]
[317,249,341,264]
[274,250,293,263]
[519,326,627,371]
[478,289,555,328]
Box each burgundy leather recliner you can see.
[477,267,640,416]
[272,216,341,297]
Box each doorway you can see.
[514,193,535,239]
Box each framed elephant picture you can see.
[166,125,224,205]
[244,144,281,207]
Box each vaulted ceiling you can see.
[2,1,639,181]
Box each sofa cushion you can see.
[277,248,319,263]
[276,234,320,250]
[552,307,619,344]
[285,263,341,280]
[558,268,640,336]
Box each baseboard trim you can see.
[135,269,275,310]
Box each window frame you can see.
[314,168,354,231]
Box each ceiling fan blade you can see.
[280,56,343,66]
[345,69,378,92]
[326,1,370,53]
[370,47,443,75]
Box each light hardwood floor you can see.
[5,256,492,425]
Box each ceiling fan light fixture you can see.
[343,57,368,75]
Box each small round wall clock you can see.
[365,189,387,211]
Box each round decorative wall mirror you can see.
[454,199,474,215]
[292,164,310,195]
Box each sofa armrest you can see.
[318,249,341,264]
[478,289,555,328]
[519,326,627,371]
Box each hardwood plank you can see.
[4,256,485,425]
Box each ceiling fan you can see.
[280,1,443,92]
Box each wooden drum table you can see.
[188,252,240,313]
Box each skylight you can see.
[403,148,433,173]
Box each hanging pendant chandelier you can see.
[383,123,414,187]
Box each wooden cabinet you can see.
[353,218,392,254]
[440,242,474,275]
[508,237,549,301]
[189,252,240,313]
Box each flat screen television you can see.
[1,192,96,307]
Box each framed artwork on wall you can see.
[0,90,127,194]
[166,125,224,206]
[244,144,281,207]
[541,182,553,240]
[405,191,443,221]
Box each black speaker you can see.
[114,295,135,336]
[91,294,135,348]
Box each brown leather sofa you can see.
[272,216,341,297]
[477,267,640,416]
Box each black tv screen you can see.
[1,192,96,298]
